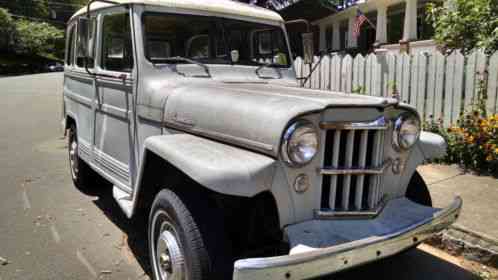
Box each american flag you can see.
[353,9,368,38]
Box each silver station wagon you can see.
[62,0,462,279]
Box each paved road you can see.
[0,74,481,280]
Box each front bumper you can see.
[233,197,462,280]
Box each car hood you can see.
[163,82,403,157]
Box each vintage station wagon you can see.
[62,0,462,279]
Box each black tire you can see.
[406,171,432,207]
[148,189,232,280]
[67,124,96,190]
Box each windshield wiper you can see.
[162,56,211,78]
[255,62,283,79]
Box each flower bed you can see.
[425,108,498,176]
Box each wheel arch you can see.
[130,134,277,218]
[132,147,284,256]
[64,112,78,132]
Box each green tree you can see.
[427,0,498,54]
[0,0,50,19]
[0,8,15,51]
[13,19,64,56]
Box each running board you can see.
[112,186,133,218]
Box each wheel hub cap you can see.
[69,140,78,177]
[156,228,185,280]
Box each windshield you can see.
[142,13,291,68]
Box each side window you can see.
[101,12,133,72]
[66,25,75,66]
[257,32,272,55]
[77,17,96,68]
[253,30,288,65]
[148,40,171,60]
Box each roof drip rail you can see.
[284,19,311,33]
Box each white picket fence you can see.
[294,49,498,127]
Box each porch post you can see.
[376,4,388,44]
[319,24,327,51]
[332,21,340,50]
[348,14,357,48]
[402,0,418,41]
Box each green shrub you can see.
[424,78,498,175]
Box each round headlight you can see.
[393,113,421,150]
[282,120,319,166]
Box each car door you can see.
[93,7,136,192]
[64,20,96,165]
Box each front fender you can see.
[143,134,276,197]
[417,131,447,160]
[397,131,447,193]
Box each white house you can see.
[276,0,440,55]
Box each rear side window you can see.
[66,25,75,66]
[101,12,133,72]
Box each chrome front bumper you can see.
[233,197,462,280]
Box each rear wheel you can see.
[67,124,96,190]
[406,171,432,207]
[149,189,232,280]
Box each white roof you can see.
[71,0,283,22]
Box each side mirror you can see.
[78,17,95,59]
[302,32,314,64]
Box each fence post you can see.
[487,52,498,114]
[464,49,487,108]
[341,55,353,93]
[294,56,303,86]
[373,48,389,97]
[330,54,342,91]
[426,51,445,123]
[311,56,321,89]
[396,52,411,103]
[444,50,465,127]
[320,54,331,90]
[352,54,365,94]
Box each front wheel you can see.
[406,171,432,207]
[149,189,232,280]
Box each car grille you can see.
[317,117,389,218]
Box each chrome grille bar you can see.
[319,116,388,217]
[341,130,355,210]
[354,130,369,210]
[368,129,383,209]
[320,160,391,175]
[328,130,341,210]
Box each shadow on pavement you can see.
[325,248,481,280]
[79,179,480,280]
[83,178,153,278]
